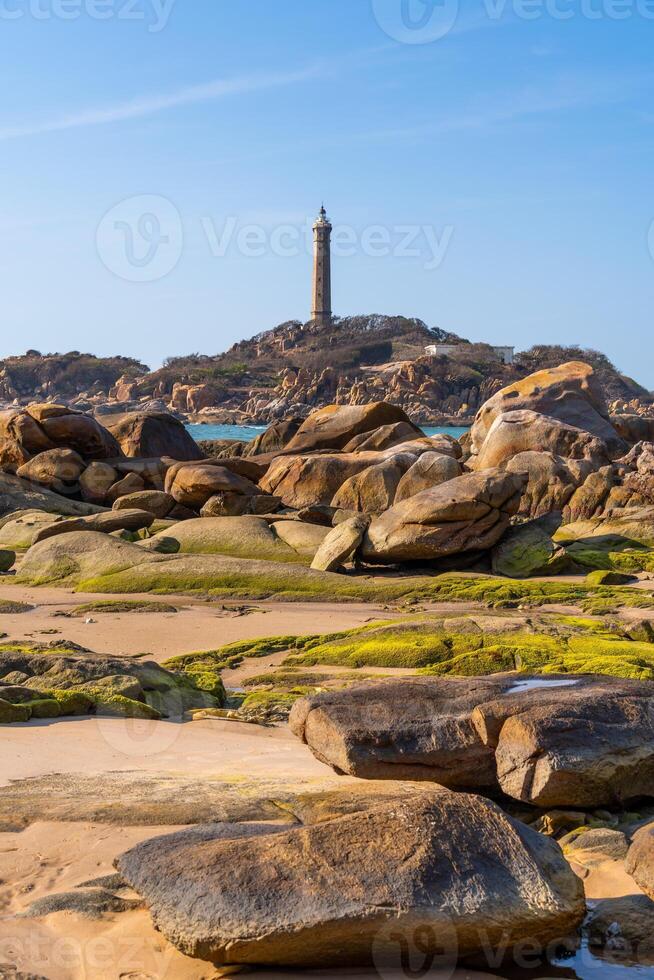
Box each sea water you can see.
[185,423,470,443]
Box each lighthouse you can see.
[311,204,332,326]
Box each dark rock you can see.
[116,785,584,967]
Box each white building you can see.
[424,343,514,366]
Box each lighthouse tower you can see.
[311,204,332,326]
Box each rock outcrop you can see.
[102,411,203,461]
[282,402,418,454]
[470,362,626,463]
[291,674,654,807]
[361,469,526,562]
[626,822,654,901]
[117,784,584,967]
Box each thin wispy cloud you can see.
[0,65,321,142]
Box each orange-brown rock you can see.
[79,461,118,504]
[471,361,626,461]
[16,448,86,494]
[112,490,174,519]
[103,412,203,461]
[168,463,260,510]
[361,469,526,562]
[471,409,611,471]
[284,403,415,454]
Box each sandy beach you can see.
[0,578,650,979]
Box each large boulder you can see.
[283,402,416,454]
[585,894,654,966]
[612,414,654,446]
[79,461,118,504]
[272,520,330,559]
[260,453,379,509]
[330,458,410,513]
[167,463,260,510]
[625,822,654,900]
[0,472,104,519]
[290,676,504,787]
[0,510,62,550]
[471,410,611,471]
[16,448,86,494]
[342,420,423,452]
[292,674,654,808]
[471,362,626,461]
[112,490,174,519]
[0,405,121,464]
[491,518,565,579]
[483,677,654,807]
[103,412,203,461]
[31,508,155,544]
[557,505,654,549]
[394,452,462,503]
[0,408,54,454]
[0,438,31,473]
[117,784,584,967]
[504,451,594,519]
[246,418,303,456]
[361,469,526,563]
[37,410,122,459]
[0,645,219,718]
[153,516,327,564]
[311,516,369,572]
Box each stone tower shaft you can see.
[312,204,332,326]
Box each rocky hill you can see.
[0,350,148,405]
[1,317,650,424]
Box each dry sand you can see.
[0,583,394,664]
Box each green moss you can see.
[0,599,34,614]
[564,537,654,574]
[46,689,94,716]
[586,570,633,586]
[267,616,654,683]
[0,641,87,656]
[552,615,616,634]
[0,697,30,722]
[239,688,311,722]
[287,629,454,669]
[83,688,161,719]
[70,600,179,616]
[23,698,61,719]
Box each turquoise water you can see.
[186,423,469,443]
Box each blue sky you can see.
[0,0,653,386]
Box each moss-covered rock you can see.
[0,697,30,722]
[280,615,654,681]
[70,599,179,616]
[23,697,61,718]
[491,521,564,579]
[239,689,311,723]
[586,570,634,586]
[0,641,223,722]
[0,550,15,572]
